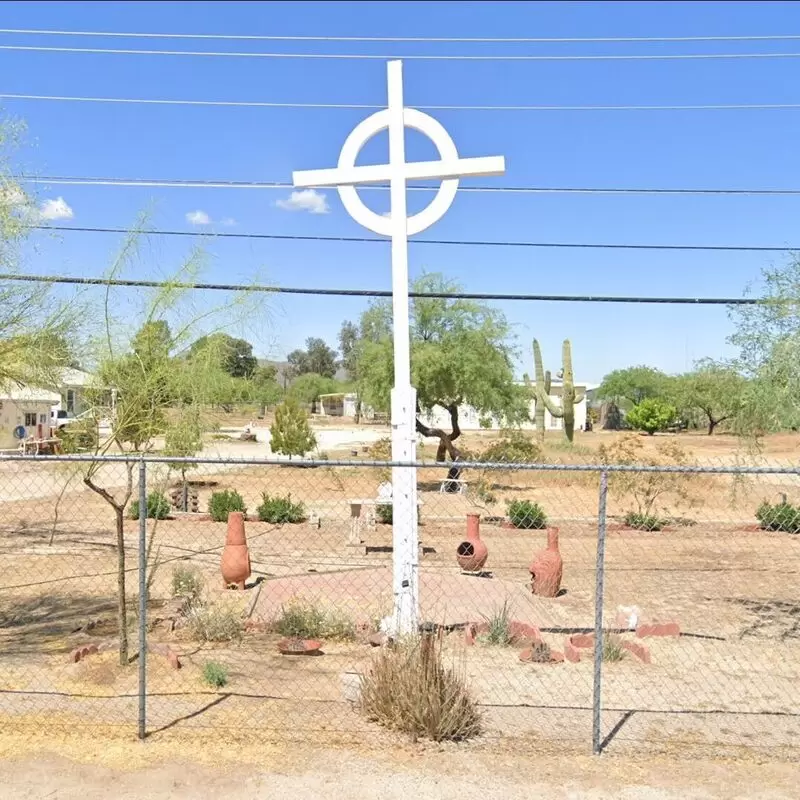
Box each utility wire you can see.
[0,271,763,305]
[28,224,799,253]
[4,28,800,44]
[4,44,800,61]
[7,92,800,112]
[21,175,800,196]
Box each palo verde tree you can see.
[0,116,84,389]
[82,234,257,665]
[596,365,673,407]
[673,359,747,435]
[356,273,527,464]
[727,256,800,435]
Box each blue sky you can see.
[3,1,800,383]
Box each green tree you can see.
[339,320,362,421]
[287,336,338,379]
[597,366,672,407]
[270,397,317,458]
[249,364,281,415]
[81,234,256,666]
[288,372,340,409]
[164,403,204,510]
[625,397,677,436]
[674,360,747,435]
[356,273,526,462]
[727,256,800,434]
[188,332,257,378]
[1,118,82,390]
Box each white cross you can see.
[293,60,505,636]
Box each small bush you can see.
[602,636,627,663]
[186,603,244,642]
[480,429,543,464]
[359,634,482,742]
[376,503,393,524]
[171,565,203,604]
[208,489,247,522]
[256,492,306,524]
[202,661,228,689]
[57,419,99,452]
[756,500,800,533]
[480,601,513,646]
[128,491,171,520]
[507,499,547,530]
[624,511,667,532]
[271,599,356,641]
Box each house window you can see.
[39,414,47,424]
[66,389,76,413]
[24,412,37,427]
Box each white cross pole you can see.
[293,60,505,636]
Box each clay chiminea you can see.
[456,513,488,572]
[529,527,563,597]
[221,511,252,590]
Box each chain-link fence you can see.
[0,450,798,756]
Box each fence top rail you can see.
[0,453,799,475]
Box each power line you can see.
[0,271,759,304]
[7,92,800,113]
[28,224,799,252]
[22,175,800,196]
[4,44,800,61]
[4,28,800,44]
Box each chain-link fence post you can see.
[592,470,609,755]
[137,458,147,741]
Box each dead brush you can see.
[359,632,482,742]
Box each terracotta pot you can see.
[456,513,489,571]
[529,527,563,598]
[221,511,252,589]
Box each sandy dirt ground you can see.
[1,428,800,766]
[0,742,798,799]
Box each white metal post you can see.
[292,59,505,638]
[386,61,420,635]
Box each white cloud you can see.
[38,197,74,221]
[220,217,237,227]
[275,189,330,215]
[186,209,211,226]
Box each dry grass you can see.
[359,633,482,742]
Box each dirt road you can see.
[1,746,797,799]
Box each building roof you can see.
[0,384,61,403]
[59,367,94,387]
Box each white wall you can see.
[418,386,589,433]
[0,399,53,449]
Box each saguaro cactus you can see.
[529,339,585,443]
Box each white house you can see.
[0,384,61,450]
[317,380,599,432]
[55,367,95,416]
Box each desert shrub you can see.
[624,511,667,532]
[186,603,244,642]
[479,429,543,464]
[480,601,513,646]
[599,435,695,523]
[171,565,204,604]
[602,636,627,663]
[376,503,393,524]
[256,492,306,523]
[208,489,246,522]
[368,437,392,481]
[625,398,677,436]
[756,500,800,533]
[202,661,228,688]
[359,634,482,742]
[128,491,171,520]
[507,499,547,530]
[271,599,356,641]
[56,419,99,452]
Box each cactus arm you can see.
[539,391,563,417]
[573,389,586,405]
[544,369,551,395]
